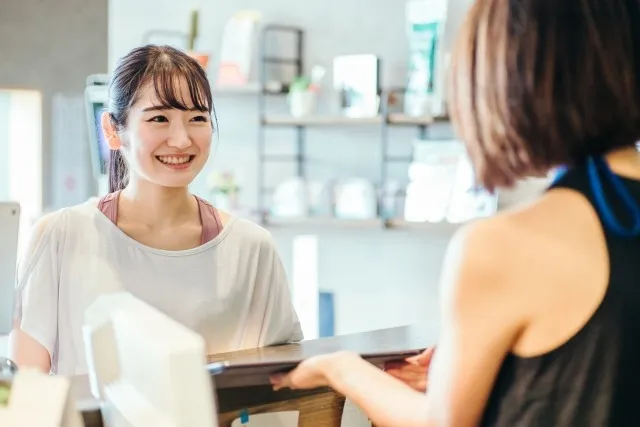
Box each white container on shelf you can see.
[404,140,464,223]
[334,178,378,220]
[287,91,317,118]
[270,177,308,218]
[446,154,498,223]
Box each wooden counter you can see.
[79,325,433,427]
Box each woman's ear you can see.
[101,112,121,150]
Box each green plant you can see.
[208,171,240,195]
[289,76,311,92]
[188,10,199,51]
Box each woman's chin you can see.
[150,171,200,189]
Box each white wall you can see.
[0,93,8,359]
[108,0,202,71]
[0,0,108,211]
[0,90,43,358]
[0,93,10,201]
[7,91,44,251]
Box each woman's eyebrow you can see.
[141,106,202,112]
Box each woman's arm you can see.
[9,213,61,373]
[272,350,432,427]
[9,324,51,372]
[271,219,529,426]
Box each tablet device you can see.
[207,325,429,389]
[212,349,424,389]
[0,202,20,335]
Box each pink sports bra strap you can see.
[97,191,120,224]
[97,191,223,244]
[195,196,223,244]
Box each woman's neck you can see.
[119,179,199,228]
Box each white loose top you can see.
[14,199,303,376]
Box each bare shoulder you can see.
[443,187,605,313]
[490,187,604,263]
[459,186,601,261]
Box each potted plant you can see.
[186,10,210,69]
[288,76,317,118]
[207,171,240,211]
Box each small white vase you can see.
[288,91,317,118]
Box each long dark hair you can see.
[106,45,215,193]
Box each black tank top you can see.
[480,156,640,427]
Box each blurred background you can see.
[0,0,551,355]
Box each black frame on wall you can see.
[256,24,305,223]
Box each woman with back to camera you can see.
[270,0,640,426]
[9,45,302,376]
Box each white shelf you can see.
[263,216,465,232]
[208,87,450,125]
[265,216,381,228]
[262,115,384,126]
[261,114,450,126]
[211,83,262,95]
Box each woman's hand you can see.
[384,347,435,392]
[270,349,434,427]
[270,351,360,391]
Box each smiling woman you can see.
[103,45,215,193]
[9,45,303,377]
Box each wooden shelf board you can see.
[386,113,434,125]
[385,218,464,233]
